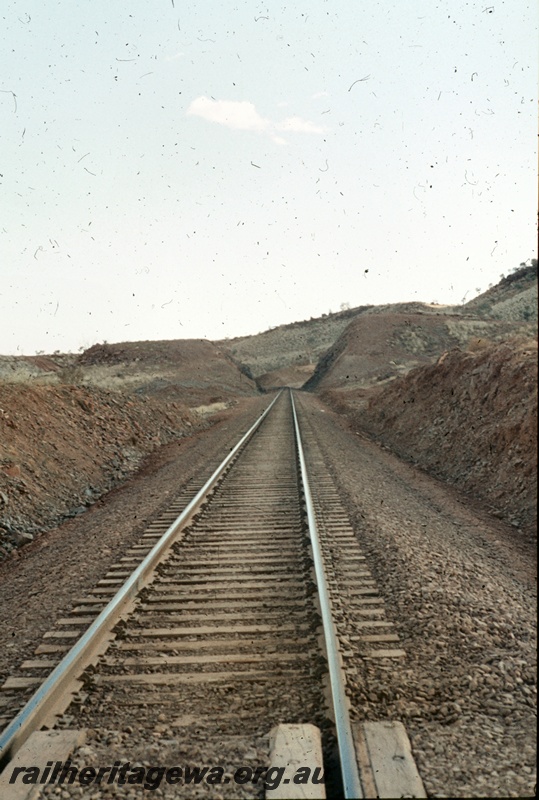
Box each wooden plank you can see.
[351,723,377,798]
[348,607,385,616]
[350,621,393,630]
[361,721,427,798]
[175,553,300,564]
[0,729,86,800]
[171,712,238,726]
[266,723,325,798]
[139,599,307,612]
[144,589,306,602]
[188,536,301,544]
[335,555,366,561]
[359,633,399,643]
[34,644,70,655]
[333,563,370,572]
[73,598,107,606]
[109,652,309,666]
[156,568,298,579]
[195,533,301,540]
[138,611,305,624]
[128,623,304,637]
[176,545,301,553]
[348,597,385,605]
[94,669,304,685]
[151,574,302,586]
[103,574,136,581]
[365,649,406,659]
[116,637,311,651]
[1,677,41,691]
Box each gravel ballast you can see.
[298,392,536,798]
[0,392,536,798]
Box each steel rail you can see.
[0,390,283,769]
[290,389,363,799]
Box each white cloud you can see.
[187,97,269,131]
[187,96,327,140]
[276,116,326,134]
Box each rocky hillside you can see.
[1,261,536,557]
[77,339,257,403]
[305,312,532,390]
[302,262,537,392]
[0,339,259,559]
[332,337,537,539]
[216,306,373,383]
[461,263,537,321]
[304,312,533,392]
[0,339,258,406]
[217,263,537,389]
[312,264,537,540]
[256,364,316,391]
[0,384,202,558]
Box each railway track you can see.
[0,390,425,799]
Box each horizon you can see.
[1,0,537,355]
[3,259,535,358]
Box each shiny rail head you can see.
[290,390,363,799]
[0,391,284,770]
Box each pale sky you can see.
[1,0,537,355]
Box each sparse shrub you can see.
[57,365,86,385]
[466,337,494,353]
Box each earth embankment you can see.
[321,337,537,539]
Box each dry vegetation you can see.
[216,305,373,378]
[0,262,537,556]
[0,340,259,558]
[313,263,537,540]
[340,337,537,538]
[0,383,205,557]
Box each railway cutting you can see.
[0,390,424,799]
